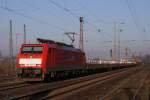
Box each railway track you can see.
[42,66,142,100]
[0,81,31,91]
[131,72,149,100]
[0,66,142,100]
[100,65,149,100]
[0,75,17,82]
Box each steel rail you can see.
[0,66,141,100]
[42,66,142,100]
[9,66,141,100]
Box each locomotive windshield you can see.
[22,46,43,54]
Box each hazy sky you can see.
[0,0,150,59]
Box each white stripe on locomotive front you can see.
[19,58,42,66]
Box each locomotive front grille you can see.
[18,68,42,78]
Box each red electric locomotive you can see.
[16,38,86,80]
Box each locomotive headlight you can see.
[19,58,42,67]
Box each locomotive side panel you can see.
[46,47,85,72]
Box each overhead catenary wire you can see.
[47,0,108,53]
[47,0,99,32]
[125,0,143,55]
[125,0,147,43]
[20,0,100,35]
[125,0,141,34]
[47,0,111,36]
[21,0,100,33]
[125,0,148,55]
[21,0,41,11]
[0,6,67,32]
[73,0,113,41]
[47,0,112,44]
[48,0,79,18]
[20,0,65,23]
[76,0,111,24]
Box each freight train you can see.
[16,38,137,81]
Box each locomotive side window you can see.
[22,46,43,54]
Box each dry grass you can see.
[0,58,16,77]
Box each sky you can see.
[0,0,150,59]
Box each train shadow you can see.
[26,80,44,84]
[27,90,52,100]
[24,77,69,84]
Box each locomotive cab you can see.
[17,44,48,79]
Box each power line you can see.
[47,0,99,32]
[0,6,67,32]
[20,0,64,22]
[47,0,108,51]
[64,0,111,41]
[125,0,148,54]
[48,0,79,18]
[21,0,99,34]
[75,0,113,41]
[21,0,40,11]
[47,0,111,41]
[76,0,111,24]
[125,0,141,34]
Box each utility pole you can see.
[9,20,13,69]
[125,47,128,63]
[16,33,19,56]
[118,28,122,62]
[24,24,26,44]
[117,22,124,62]
[113,21,117,62]
[118,28,120,62]
[79,16,84,51]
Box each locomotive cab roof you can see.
[37,38,74,48]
